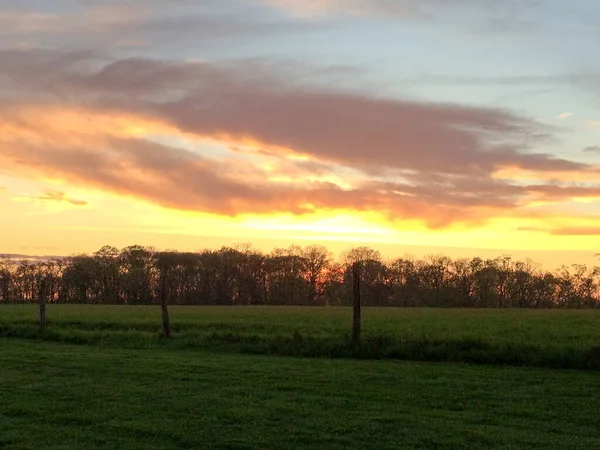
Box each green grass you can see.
[2,305,600,369]
[1,339,600,449]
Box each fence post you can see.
[352,261,361,341]
[39,278,47,332]
[160,272,171,339]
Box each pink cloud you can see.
[2,50,572,176]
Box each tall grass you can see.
[1,305,600,370]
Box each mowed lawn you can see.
[2,305,600,369]
[1,340,600,450]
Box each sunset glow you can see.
[1,0,599,268]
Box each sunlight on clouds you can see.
[0,1,599,268]
[2,175,599,261]
[260,162,278,172]
[572,196,600,204]
[0,106,176,144]
[523,200,556,208]
[266,173,354,189]
[555,112,573,120]
[214,134,308,161]
[242,211,395,235]
[266,175,295,183]
[266,0,335,17]
[0,105,307,175]
[287,154,311,162]
[266,0,415,18]
[2,103,599,253]
[41,178,68,186]
[0,106,344,174]
[46,195,402,245]
[387,215,600,252]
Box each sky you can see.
[1,0,600,268]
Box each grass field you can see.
[1,305,600,369]
[1,339,600,449]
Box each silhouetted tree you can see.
[2,245,599,309]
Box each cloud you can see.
[35,191,88,206]
[267,0,529,18]
[556,112,574,120]
[586,122,600,132]
[1,49,599,228]
[265,0,561,34]
[552,227,600,236]
[411,73,600,88]
[0,134,503,225]
[2,49,579,178]
[11,188,89,206]
[519,225,600,236]
[0,2,319,51]
[584,146,600,154]
[3,127,595,228]
[266,0,600,38]
[266,0,419,17]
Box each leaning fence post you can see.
[352,261,361,341]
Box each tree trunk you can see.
[39,278,47,332]
[352,262,361,341]
[160,273,171,338]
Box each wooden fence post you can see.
[39,278,47,332]
[160,272,171,339]
[352,261,361,341]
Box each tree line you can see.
[1,244,599,308]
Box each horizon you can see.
[1,1,600,263]
[2,240,598,271]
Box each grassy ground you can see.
[1,305,600,369]
[1,339,600,449]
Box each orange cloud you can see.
[0,104,177,144]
